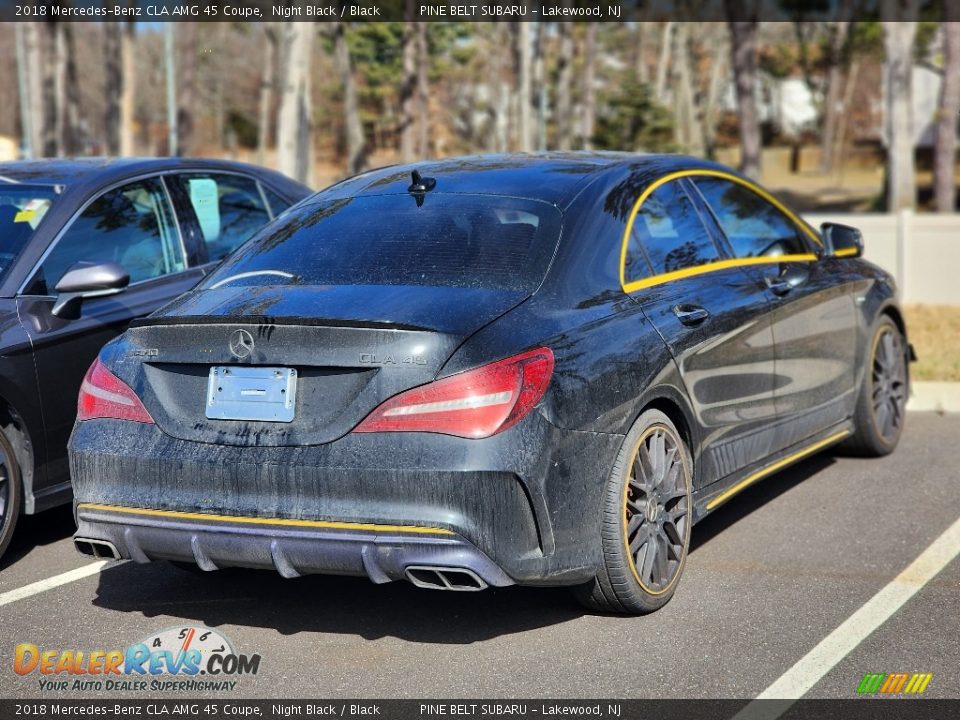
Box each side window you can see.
[25,178,183,295]
[626,180,720,283]
[171,173,272,262]
[261,185,292,216]
[694,178,808,258]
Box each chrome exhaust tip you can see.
[74,537,121,560]
[405,565,488,591]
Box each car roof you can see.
[322,152,734,208]
[0,157,285,190]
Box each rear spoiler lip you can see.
[129,315,433,333]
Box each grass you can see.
[903,305,960,382]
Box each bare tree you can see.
[400,1,416,162]
[532,22,547,151]
[416,22,429,158]
[514,22,532,152]
[726,5,761,179]
[655,21,674,103]
[277,22,315,184]
[492,23,509,153]
[256,24,277,166]
[41,21,62,157]
[176,22,198,156]
[62,22,82,154]
[581,23,596,150]
[333,20,367,175]
[819,4,854,172]
[882,4,918,212]
[934,18,960,212]
[105,17,136,156]
[555,15,575,151]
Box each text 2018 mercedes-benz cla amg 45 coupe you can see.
[68,154,911,613]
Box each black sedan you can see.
[67,154,910,613]
[0,158,310,560]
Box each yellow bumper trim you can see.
[77,503,455,536]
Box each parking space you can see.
[1,413,957,699]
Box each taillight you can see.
[77,358,154,424]
[354,347,554,439]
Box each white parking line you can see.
[0,560,122,608]
[734,514,960,719]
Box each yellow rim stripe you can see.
[77,503,455,536]
[619,169,822,293]
[622,254,817,294]
[705,430,850,511]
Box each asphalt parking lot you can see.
[1,412,957,700]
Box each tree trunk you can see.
[277,22,315,184]
[257,24,277,167]
[819,20,851,173]
[176,22,198,156]
[635,21,650,85]
[104,23,121,155]
[41,21,61,157]
[655,21,674,103]
[555,15,574,151]
[883,16,917,212]
[933,19,960,212]
[400,1,416,162]
[15,25,34,158]
[700,25,728,159]
[24,22,44,158]
[515,22,532,152]
[673,23,703,156]
[119,19,135,155]
[533,22,547,151]
[581,23,596,150]
[333,21,367,175]
[493,24,509,153]
[416,22,429,158]
[726,15,761,179]
[62,22,82,155]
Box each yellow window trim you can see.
[705,429,850,511]
[622,253,817,294]
[77,503,455,536]
[619,169,822,293]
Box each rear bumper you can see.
[69,418,624,586]
[75,503,514,588]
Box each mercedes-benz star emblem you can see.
[229,329,255,360]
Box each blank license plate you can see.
[206,366,297,423]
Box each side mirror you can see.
[820,222,864,259]
[52,261,130,319]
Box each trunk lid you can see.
[121,284,527,446]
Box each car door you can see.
[623,177,779,488]
[16,176,206,492]
[691,177,858,449]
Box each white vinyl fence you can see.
[803,211,960,305]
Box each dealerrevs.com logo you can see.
[14,626,261,693]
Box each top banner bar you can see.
[0,0,940,23]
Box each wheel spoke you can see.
[663,519,682,545]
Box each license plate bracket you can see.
[206,366,297,423]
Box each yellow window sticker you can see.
[14,209,36,223]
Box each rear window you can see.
[201,194,562,292]
[0,185,58,284]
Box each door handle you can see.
[672,304,710,326]
[765,277,793,297]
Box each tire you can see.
[0,427,23,562]
[573,409,693,614]
[842,315,908,457]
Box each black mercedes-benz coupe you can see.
[0,158,310,561]
[68,153,910,613]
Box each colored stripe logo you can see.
[857,672,933,694]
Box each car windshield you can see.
[200,194,563,293]
[0,185,58,284]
